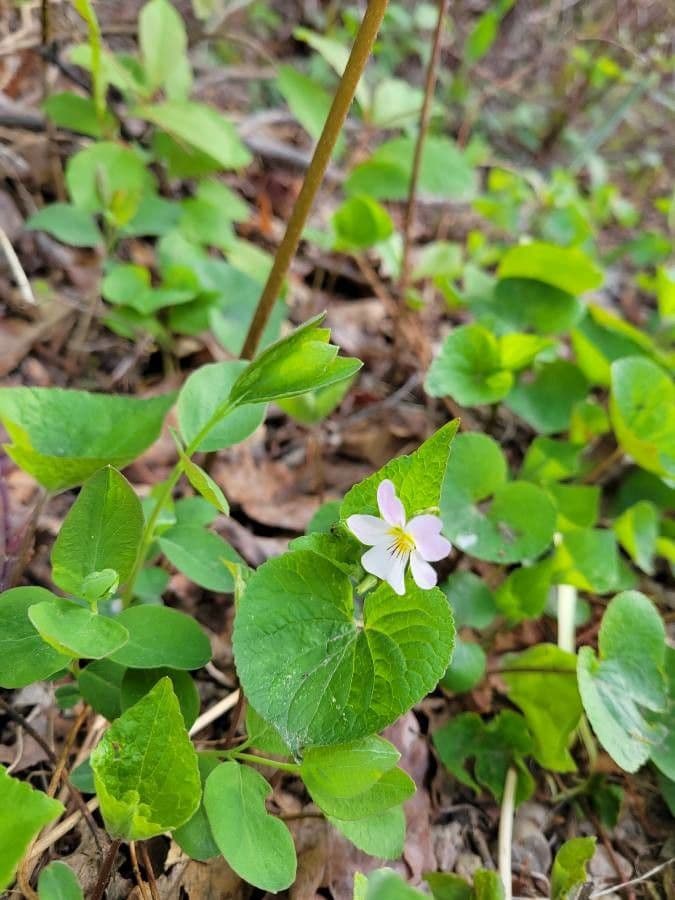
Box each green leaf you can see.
[277,65,344,155]
[0,387,174,492]
[466,4,512,63]
[308,767,415,820]
[136,101,251,170]
[51,466,143,597]
[332,195,393,250]
[229,314,362,406]
[551,837,596,900]
[91,677,200,839]
[277,376,354,425]
[346,137,477,202]
[66,142,151,225]
[204,762,296,892]
[433,710,534,804]
[497,243,603,295]
[233,550,454,750]
[441,638,486,693]
[473,870,506,900]
[245,706,291,757]
[552,528,620,593]
[425,871,473,900]
[502,645,582,772]
[441,571,497,629]
[139,0,191,99]
[173,754,220,861]
[43,91,116,138]
[177,361,266,452]
[506,361,588,435]
[614,500,659,574]
[110,605,211,670]
[121,667,200,729]
[0,587,70,687]
[650,647,675,780]
[301,736,400,801]
[330,807,405,859]
[495,557,553,622]
[38,861,83,900]
[29,599,129,660]
[520,438,583,485]
[610,357,675,479]
[158,524,241,591]
[178,452,229,515]
[358,869,426,899]
[441,433,557,563]
[578,590,667,772]
[369,78,425,128]
[25,204,102,247]
[425,324,513,406]
[549,484,600,530]
[78,659,125,720]
[341,420,459,521]
[0,766,63,891]
[571,305,657,387]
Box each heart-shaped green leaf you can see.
[233,550,454,750]
[0,387,174,491]
[441,433,556,563]
[610,357,675,479]
[578,590,667,772]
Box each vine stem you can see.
[240,0,390,360]
[121,401,234,605]
[498,766,517,900]
[398,0,449,302]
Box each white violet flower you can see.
[347,479,452,596]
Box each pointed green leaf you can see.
[301,736,401,802]
[121,667,200,729]
[179,453,229,515]
[51,467,143,596]
[330,806,405,859]
[91,677,200,840]
[158,524,242,591]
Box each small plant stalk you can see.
[399,0,450,302]
[240,0,390,361]
[90,839,122,900]
[498,766,517,900]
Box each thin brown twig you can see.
[90,839,121,900]
[129,842,151,900]
[139,843,161,900]
[240,0,390,360]
[399,0,450,302]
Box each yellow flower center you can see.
[388,526,415,557]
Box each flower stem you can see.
[240,0,390,361]
[228,751,300,773]
[399,0,449,302]
[498,766,517,900]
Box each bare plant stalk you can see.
[498,766,517,900]
[90,839,122,900]
[399,0,449,301]
[240,0,390,360]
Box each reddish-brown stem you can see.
[240,0,390,360]
[399,0,450,302]
[90,839,122,900]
